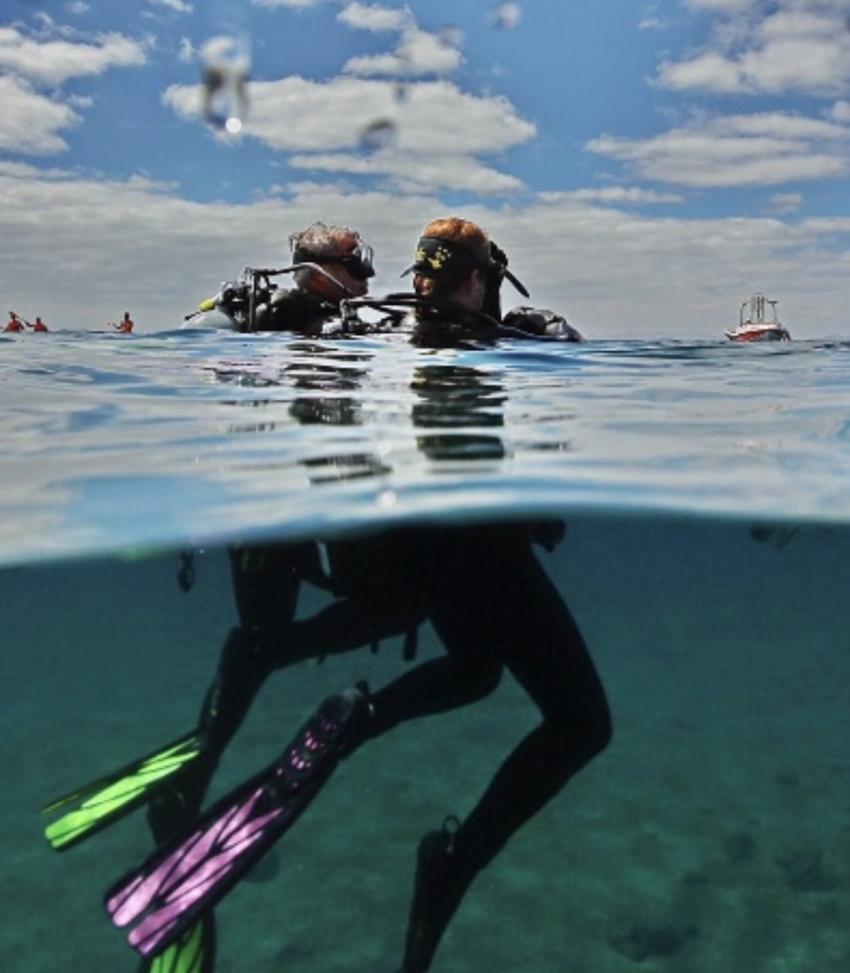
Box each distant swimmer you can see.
[112,312,134,334]
[5,311,25,333]
[28,316,49,333]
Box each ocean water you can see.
[1,330,849,972]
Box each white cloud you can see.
[338,2,411,32]
[253,0,325,8]
[289,151,522,193]
[830,100,850,123]
[67,2,90,13]
[0,76,81,155]
[344,27,462,77]
[0,26,148,87]
[685,0,758,10]
[768,192,803,214]
[540,187,685,205]
[660,3,850,95]
[587,111,850,188]
[2,163,848,337]
[178,37,195,62]
[163,76,534,191]
[164,76,531,192]
[147,0,193,12]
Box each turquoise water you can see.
[1,331,849,971]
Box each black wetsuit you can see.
[153,302,608,973]
[254,288,337,335]
[282,524,611,869]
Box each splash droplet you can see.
[201,34,250,134]
[359,117,398,152]
[489,3,522,30]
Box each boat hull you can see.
[725,326,791,342]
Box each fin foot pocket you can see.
[401,823,479,973]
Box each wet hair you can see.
[413,217,490,298]
[289,222,374,287]
[290,222,363,262]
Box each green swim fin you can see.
[42,731,202,851]
[141,914,215,973]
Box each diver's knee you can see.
[549,691,612,762]
[458,658,502,699]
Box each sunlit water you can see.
[1,330,848,972]
[3,330,850,564]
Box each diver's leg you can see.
[400,529,611,971]
[454,552,611,867]
[271,597,424,666]
[148,543,305,841]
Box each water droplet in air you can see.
[489,3,523,30]
[359,118,398,152]
[201,34,250,134]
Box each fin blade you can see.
[43,733,202,850]
[106,691,362,957]
[140,913,216,973]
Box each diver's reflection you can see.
[412,363,506,462]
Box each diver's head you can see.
[404,217,490,312]
[289,222,375,302]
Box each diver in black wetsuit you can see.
[325,217,610,971]
[183,218,605,969]
[155,219,606,971]
[148,222,377,840]
[188,221,374,334]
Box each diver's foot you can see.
[146,754,217,843]
[401,821,479,972]
[332,681,376,758]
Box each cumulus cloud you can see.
[539,187,685,205]
[146,0,194,13]
[338,2,412,32]
[0,76,81,155]
[163,76,533,191]
[253,0,325,8]
[830,100,850,122]
[2,163,848,336]
[67,2,90,14]
[660,2,850,95]
[767,192,803,214]
[0,25,148,87]
[178,37,195,62]
[289,151,522,193]
[343,27,462,77]
[587,111,850,187]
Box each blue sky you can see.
[1,0,849,335]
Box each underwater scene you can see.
[1,332,849,972]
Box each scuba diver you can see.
[46,219,603,972]
[185,221,374,334]
[400,217,584,345]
